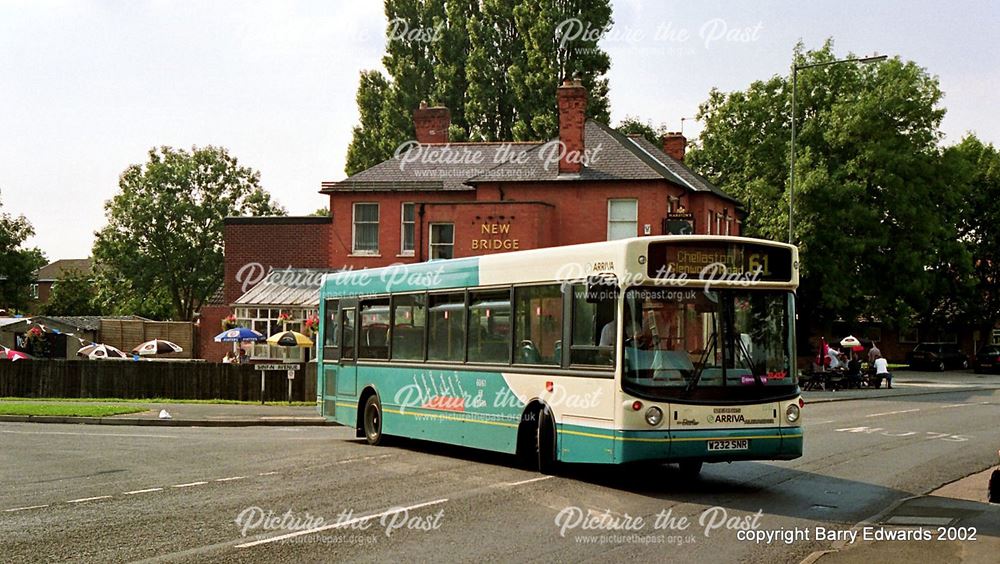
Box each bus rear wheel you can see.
[363,395,384,446]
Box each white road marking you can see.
[806,420,836,425]
[123,487,163,495]
[67,495,112,504]
[258,471,279,476]
[504,476,554,487]
[235,498,450,548]
[865,408,920,418]
[4,504,49,512]
[0,429,177,439]
[215,476,246,482]
[171,481,208,488]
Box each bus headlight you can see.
[785,404,800,424]
[645,406,663,426]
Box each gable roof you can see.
[36,259,93,282]
[320,121,740,206]
[321,143,542,193]
[468,121,740,205]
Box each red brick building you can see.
[201,80,744,361]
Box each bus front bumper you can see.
[613,426,803,464]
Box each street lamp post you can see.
[788,54,887,244]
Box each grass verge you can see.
[0,397,315,407]
[0,403,147,417]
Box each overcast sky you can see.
[2,0,997,261]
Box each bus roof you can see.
[321,236,798,298]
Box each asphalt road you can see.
[1,375,998,563]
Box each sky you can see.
[2,0,997,261]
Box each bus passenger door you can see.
[337,305,358,398]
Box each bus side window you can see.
[341,308,356,360]
[570,283,617,367]
[359,298,390,359]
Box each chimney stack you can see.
[662,132,686,162]
[413,101,451,144]
[557,78,587,174]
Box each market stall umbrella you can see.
[77,343,128,360]
[840,335,864,351]
[213,328,265,343]
[132,339,183,356]
[1,346,32,361]
[266,331,314,348]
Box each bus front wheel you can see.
[363,395,384,446]
[536,408,558,474]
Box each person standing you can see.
[874,354,892,389]
[868,343,881,365]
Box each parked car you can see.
[907,342,968,371]
[974,345,1000,374]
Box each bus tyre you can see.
[536,408,558,475]
[363,394,384,446]
[678,461,703,478]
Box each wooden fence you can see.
[99,320,195,359]
[0,360,317,402]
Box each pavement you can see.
[807,467,1000,564]
[0,401,330,426]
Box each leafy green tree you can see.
[311,206,330,217]
[948,135,1000,337]
[688,40,963,330]
[0,194,46,313]
[93,146,286,321]
[616,116,667,146]
[346,0,614,167]
[41,269,102,316]
[509,0,612,140]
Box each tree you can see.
[0,193,46,313]
[345,0,614,168]
[41,269,102,316]
[616,116,667,146]
[93,146,286,321]
[948,135,1000,337]
[311,206,330,217]
[688,40,963,330]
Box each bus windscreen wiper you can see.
[685,331,716,393]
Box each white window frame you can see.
[352,202,380,255]
[400,202,415,256]
[705,211,712,234]
[992,329,1000,345]
[30,283,39,299]
[429,222,455,260]
[607,199,638,241]
[715,213,722,235]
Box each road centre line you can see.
[864,408,920,418]
[67,495,113,504]
[258,471,279,476]
[3,504,49,512]
[172,481,208,488]
[235,498,450,548]
[215,476,246,482]
[124,488,163,495]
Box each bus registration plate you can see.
[707,439,749,451]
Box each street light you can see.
[788,54,888,244]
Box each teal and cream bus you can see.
[317,236,802,475]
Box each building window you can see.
[607,199,638,240]
[400,203,415,255]
[706,211,712,234]
[899,327,919,344]
[352,203,379,254]
[429,223,454,260]
[715,213,722,235]
[30,284,38,299]
[992,329,1000,345]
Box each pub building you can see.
[197,79,744,361]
